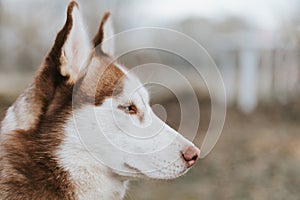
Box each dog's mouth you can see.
[178,167,190,176]
[123,162,190,180]
[124,163,146,177]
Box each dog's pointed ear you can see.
[48,1,91,84]
[92,11,115,56]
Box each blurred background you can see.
[1,0,300,199]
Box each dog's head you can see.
[38,1,200,180]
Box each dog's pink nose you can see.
[182,146,200,167]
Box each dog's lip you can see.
[124,163,190,180]
[158,167,190,180]
[124,163,145,176]
[179,167,189,175]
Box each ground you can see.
[1,95,299,200]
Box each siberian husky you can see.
[0,1,200,199]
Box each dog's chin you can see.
[118,163,190,180]
[153,167,191,180]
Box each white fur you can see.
[57,65,197,198]
[1,106,17,134]
[1,90,40,134]
[56,131,128,199]
[101,15,115,56]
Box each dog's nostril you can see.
[192,155,198,161]
[182,146,200,167]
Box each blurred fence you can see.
[217,48,300,113]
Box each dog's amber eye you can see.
[118,104,137,114]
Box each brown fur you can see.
[95,61,125,105]
[0,2,77,199]
[70,56,125,108]
[0,2,125,199]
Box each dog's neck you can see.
[1,57,73,135]
[1,85,41,133]
[62,155,129,200]
[57,117,129,200]
[64,163,128,200]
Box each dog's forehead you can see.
[81,55,149,105]
[122,73,150,104]
[77,56,124,105]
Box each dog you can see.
[0,1,200,199]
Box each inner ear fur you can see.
[46,1,91,85]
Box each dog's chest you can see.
[70,167,128,200]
